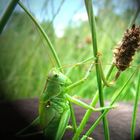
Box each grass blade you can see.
[18,1,62,71]
[84,0,110,140]
[0,0,19,33]
[131,71,140,140]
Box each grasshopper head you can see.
[48,68,72,87]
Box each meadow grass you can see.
[0,1,140,100]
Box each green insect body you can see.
[39,68,72,140]
[16,67,115,139]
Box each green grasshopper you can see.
[2,1,116,139]
[16,63,115,140]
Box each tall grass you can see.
[0,1,140,101]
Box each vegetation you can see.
[0,0,140,139]
[0,0,140,100]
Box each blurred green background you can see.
[0,0,140,101]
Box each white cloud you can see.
[55,24,65,38]
[54,12,88,38]
[72,12,88,22]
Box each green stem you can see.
[128,5,140,27]
[72,63,114,139]
[131,71,140,140]
[0,0,19,33]
[81,68,137,139]
[72,92,99,140]
[72,61,113,139]
[106,64,115,80]
[69,102,77,132]
[99,60,114,87]
[18,1,62,71]
[84,1,110,140]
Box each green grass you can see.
[0,0,140,101]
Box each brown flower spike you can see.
[113,24,140,71]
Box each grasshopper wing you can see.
[55,108,70,140]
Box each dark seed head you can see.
[113,24,140,71]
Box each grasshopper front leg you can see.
[65,94,116,112]
[65,64,116,112]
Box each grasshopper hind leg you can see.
[16,117,40,137]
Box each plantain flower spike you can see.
[113,24,140,71]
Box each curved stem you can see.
[18,1,62,72]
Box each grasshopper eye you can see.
[46,101,51,108]
[60,83,64,86]
[54,74,58,78]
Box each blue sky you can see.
[18,0,91,37]
[1,0,99,37]
[2,0,135,37]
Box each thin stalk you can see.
[72,91,98,140]
[72,64,114,138]
[99,60,114,87]
[131,71,140,140]
[18,1,62,71]
[61,58,96,136]
[106,64,115,80]
[69,102,77,132]
[128,5,140,27]
[72,63,114,139]
[81,68,137,139]
[46,0,65,30]
[0,0,19,33]
[84,1,110,140]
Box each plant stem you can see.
[128,4,140,27]
[106,64,115,80]
[99,60,114,87]
[72,92,99,140]
[72,62,114,139]
[84,0,110,140]
[131,70,140,140]
[18,1,62,71]
[69,102,77,132]
[0,0,19,33]
[72,64,114,139]
[81,68,137,139]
